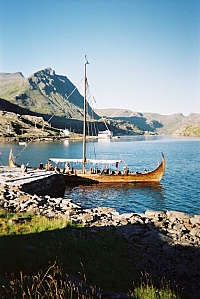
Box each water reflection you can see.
[64,183,166,214]
[63,140,69,146]
[98,139,111,143]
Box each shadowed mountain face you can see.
[0,98,84,134]
[0,98,38,116]
[0,68,99,120]
[95,108,200,135]
[0,99,143,136]
[112,116,163,132]
[0,70,200,136]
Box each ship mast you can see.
[82,55,88,173]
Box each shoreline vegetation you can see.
[0,184,199,298]
[0,134,83,143]
[0,133,199,144]
[0,104,200,140]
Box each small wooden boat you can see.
[49,56,166,185]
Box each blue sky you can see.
[0,0,199,115]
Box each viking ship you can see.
[49,56,166,185]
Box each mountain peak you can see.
[0,67,100,120]
[30,67,55,78]
[43,67,55,76]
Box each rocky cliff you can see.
[1,69,199,136]
[0,68,99,120]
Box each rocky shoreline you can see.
[0,183,199,299]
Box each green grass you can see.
[132,273,179,299]
[0,211,135,292]
[0,211,181,298]
[0,80,28,100]
[0,210,69,235]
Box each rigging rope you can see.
[85,80,97,160]
[47,77,85,121]
[14,69,128,169]
[85,81,128,168]
[84,80,127,166]
[15,140,32,159]
[14,78,84,160]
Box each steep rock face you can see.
[0,68,99,120]
[1,69,199,135]
[24,68,84,113]
[21,68,84,118]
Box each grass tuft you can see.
[0,264,180,299]
[131,272,180,299]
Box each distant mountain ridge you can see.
[0,69,199,137]
[95,108,200,135]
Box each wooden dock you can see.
[0,167,66,197]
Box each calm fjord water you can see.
[0,136,199,215]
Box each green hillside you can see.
[0,68,99,120]
[0,70,199,137]
[0,72,28,100]
[176,123,200,137]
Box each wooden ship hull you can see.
[8,148,20,168]
[63,153,166,185]
[8,149,165,186]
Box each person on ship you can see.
[21,163,27,175]
[123,166,129,175]
[64,162,70,174]
[48,164,53,171]
[38,162,44,170]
